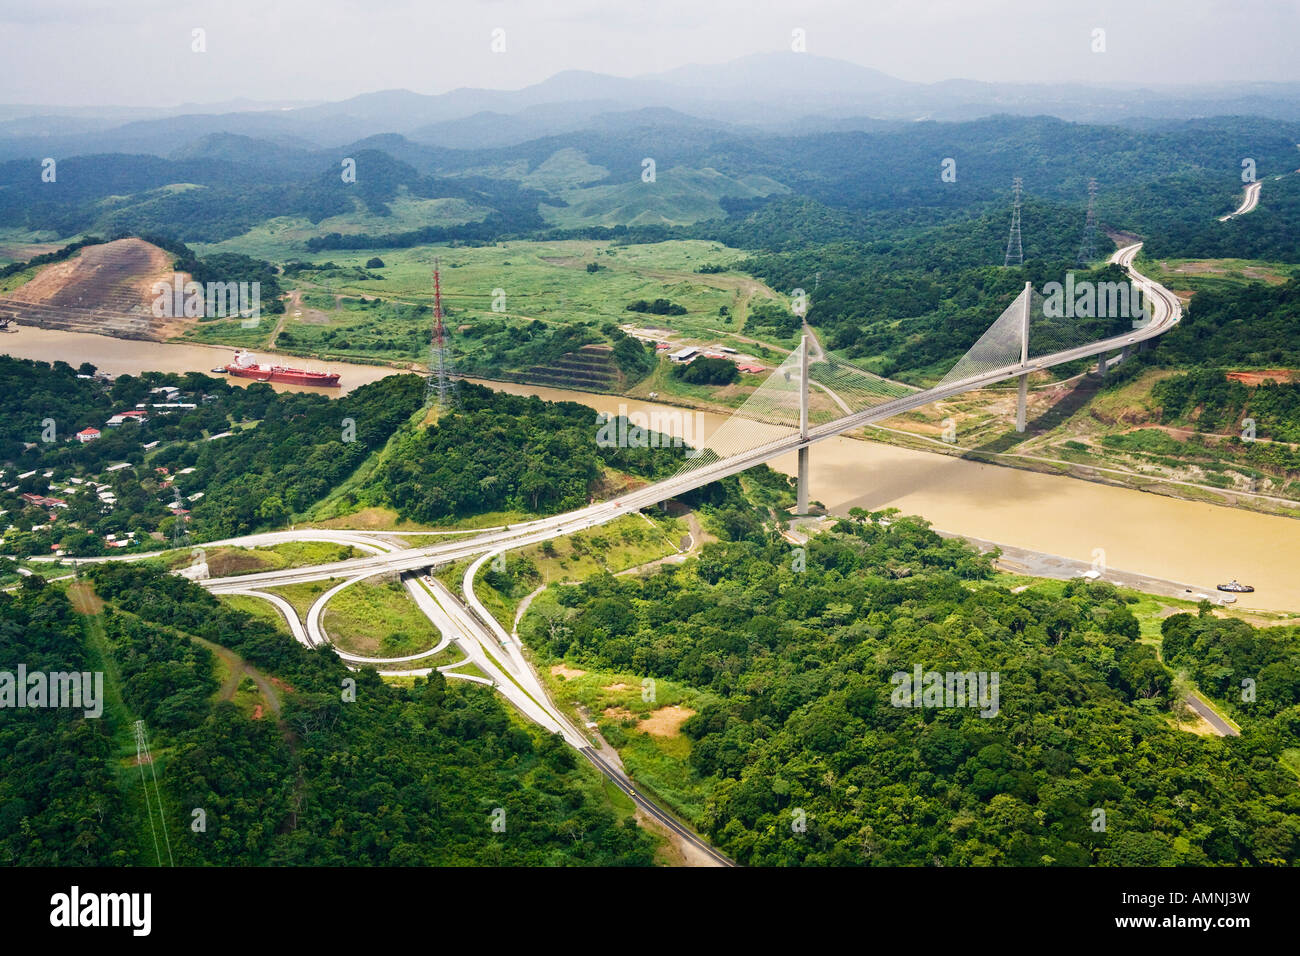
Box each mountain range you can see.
[5,53,1300,161]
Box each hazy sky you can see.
[3,0,1299,107]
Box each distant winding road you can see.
[1218,180,1262,221]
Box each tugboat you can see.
[1217,579,1255,593]
[222,350,340,388]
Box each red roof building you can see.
[22,493,68,508]
[76,428,100,442]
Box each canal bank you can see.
[4,328,1298,614]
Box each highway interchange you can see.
[35,243,1183,866]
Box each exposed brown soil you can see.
[0,238,189,340]
[1226,369,1300,386]
[639,705,695,737]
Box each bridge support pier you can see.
[797,445,810,514]
[796,334,811,514]
[1015,373,1028,433]
[1015,282,1032,433]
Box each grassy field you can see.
[262,580,331,621]
[1282,748,1300,780]
[192,193,491,260]
[519,512,685,584]
[536,165,788,229]
[217,592,294,635]
[321,575,441,657]
[533,639,717,826]
[177,238,797,372]
[161,540,361,577]
[0,265,40,293]
[1142,256,1299,294]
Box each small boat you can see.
[1217,580,1254,593]
[210,367,228,373]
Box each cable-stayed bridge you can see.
[19,239,1181,868]
[150,241,1184,867]
[201,240,1180,593]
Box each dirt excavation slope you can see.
[0,238,182,341]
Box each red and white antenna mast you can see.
[426,256,453,408]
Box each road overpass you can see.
[201,241,1180,593]
[51,240,1180,868]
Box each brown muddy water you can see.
[5,328,1298,612]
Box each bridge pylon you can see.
[796,335,811,514]
[1015,281,1031,433]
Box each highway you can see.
[33,240,1181,867]
[197,243,1178,597]
[1218,180,1262,221]
[580,746,734,866]
[1184,692,1241,738]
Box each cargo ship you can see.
[222,350,340,388]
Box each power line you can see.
[169,487,189,552]
[133,720,173,866]
[425,257,455,409]
[1004,176,1024,267]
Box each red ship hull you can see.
[225,363,340,387]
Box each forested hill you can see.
[524,492,1300,866]
[3,114,1296,248]
[0,568,653,865]
[364,382,686,523]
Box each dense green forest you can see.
[365,382,684,522]
[674,356,739,386]
[6,114,1297,256]
[1151,369,1300,444]
[0,577,135,864]
[0,566,652,865]
[1162,612,1300,725]
[1145,174,1300,262]
[1143,276,1300,370]
[523,484,1300,865]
